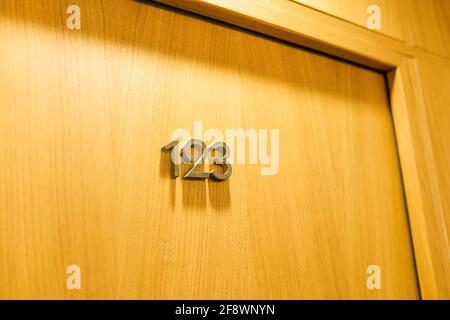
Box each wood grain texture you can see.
[413,54,450,297]
[388,58,450,299]
[418,55,450,236]
[156,0,412,70]
[157,0,450,299]
[0,0,419,299]
[403,0,450,59]
[292,0,405,41]
[292,0,450,59]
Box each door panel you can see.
[0,0,419,299]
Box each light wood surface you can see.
[292,0,405,41]
[0,0,419,299]
[404,0,450,59]
[418,55,450,234]
[156,0,411,70]
[157,0,450,300]
[387,59,450,299]
[415,54,450,294]
[292,0,450,59]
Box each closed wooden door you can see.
[0,0,419,299]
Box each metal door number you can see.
[161,139,232,181]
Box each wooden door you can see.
[0,0,419,299]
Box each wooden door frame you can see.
[154,0,449,299]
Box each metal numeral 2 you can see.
[161,139,232,181]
